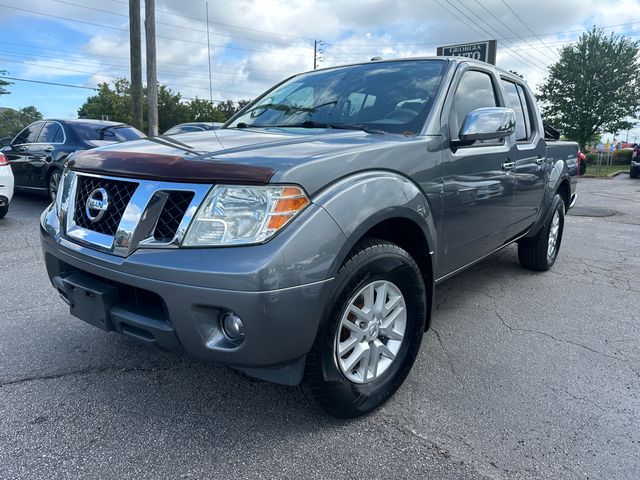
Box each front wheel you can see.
[0,204,7,219]
[48,169,62,203]
[300,239,427,418]
[518,194,565,271]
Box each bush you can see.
[585,149,631,165]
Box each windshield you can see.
[74,124,145,142]
[228,60,446,135]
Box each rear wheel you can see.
[300,239,427,418]
[631,168,639,179]
[0,204,7,219]
[48,169,62,203]
[518,194,565,271]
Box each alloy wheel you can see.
[335,280,407,384]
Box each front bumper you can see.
[40,201,345,385]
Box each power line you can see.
[50,0,306,49]
[0,48,287,84]
[1,75,96,90]
[446,0,550,70]
[108,0,314,42]
[1,74,235,103]
[0,4,311,58]
[432,0,548,73]
[500,0,560,58]
[0,40,300,75]
[332,21,640,48]
[0,57,257,97]
[471,0,557,61]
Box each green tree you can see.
[79,79,194,133]
[213,99,252,121]
[236,99,251,111]
[0,70,11,96]
[78,78,132,125]
[0,105,43,139]
[188,98,226,122]
[538,27,640,149]
[157,85,190,131]
[77,78,250,132]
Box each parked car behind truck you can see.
[1,119,144,202]
[0,152,14,218]
[40,58,577,417]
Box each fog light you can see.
[221,313,245,343]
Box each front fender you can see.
[313,171,437,278]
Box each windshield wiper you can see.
[275,120,384,134]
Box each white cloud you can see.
[3,0,640,121]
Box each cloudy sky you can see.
[1,0,640,140]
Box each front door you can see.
[438,67,516,277]
[5,122,44,188]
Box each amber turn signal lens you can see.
[267,214,293,230]
[267,187,309,231]
[274,197,308,213]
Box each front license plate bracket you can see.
[54,272,119,331]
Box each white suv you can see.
[0,152,14,219]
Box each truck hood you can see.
[68,127,399,185]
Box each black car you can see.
[0,119,145,201]
[631,145,640,179]
[163,122,222,135]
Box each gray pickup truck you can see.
[40,57,577,418]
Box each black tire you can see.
[48,169,62,203]
[518,194,565,271]
[300,238,427,418]
[631,168,639,179]
[579,159,587,176]
[0,204,7,219]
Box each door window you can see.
[501,81,527,141]
[38,122,64,143]
[451,70,498,141]
[180,125,205,133]
[516,84,534,139]
[13,123,43,145]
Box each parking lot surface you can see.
[0,176,638,479]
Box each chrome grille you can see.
[74,176,138,236]
[153,191,195,241]
[61,172,211,257]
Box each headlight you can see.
[54,169,67,216]
[182,185,309,246]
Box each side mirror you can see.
[458,107,516,143]
[0,137,12,147]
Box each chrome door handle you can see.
[502,161,516,171]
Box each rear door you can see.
[500,79,546,235]
[5,122,44,188]
[438,66,516,277]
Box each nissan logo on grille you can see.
[85,187,110,223]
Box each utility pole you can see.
[314,40,317,70]
[145,0,158,136]
[128,0,143,131]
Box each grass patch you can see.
[583,164,629,178]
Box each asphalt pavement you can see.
[0,176,638,479]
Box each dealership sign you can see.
[437,40,497,65]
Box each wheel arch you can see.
[315,171,437,329]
